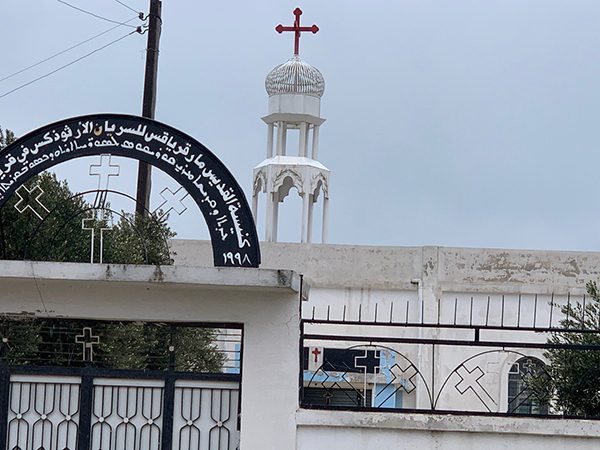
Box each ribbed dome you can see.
[265,55,325,98]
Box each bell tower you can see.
[252,8,330,243]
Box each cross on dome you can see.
[275,8,319,55]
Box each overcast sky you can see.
[2,1,600,251]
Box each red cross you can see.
[311,347,322,363]
[275,8,319,56]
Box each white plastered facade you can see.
[171,240,600,449]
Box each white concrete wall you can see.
[170,241,600,446]
[0,261,302,450]
[297,410,600,449]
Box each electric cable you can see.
[55,0,139,28]
[0,17,138,84]
[114,0,142,16]
[0,29,140,100]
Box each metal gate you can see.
[0,319,242,450]
[0,368,240,450]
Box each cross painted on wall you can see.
[76,327,100,362]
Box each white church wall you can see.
[296,409,600,450]
[0,261,303,450]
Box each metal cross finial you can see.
[13,184,49,220]
[275,8,319,56]
[76,327,100,362]
[82,211,114,264]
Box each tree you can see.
[0,127,226,373]
[1,126,174,264]
[530,281,600,417]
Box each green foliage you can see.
[95,323,225,372]
[0,172,90,261]
[0,127,16,149]
[0,319,226,373]
[0,127,224,373]
[531,281,600,417]
[0,171,174,264]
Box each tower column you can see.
[312,125,320,160]
[299,122,308,157]
[251,192,258,221]
[272,196,279,242]
[307,193,314,243]
[322,195,329,244]
[266,123,274,158]
[281,123,287,156]
[276,121,284,156]
[301,191,310,243]
[265,191,274,241]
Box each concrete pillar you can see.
[299,122,308,157]
[307,193,314,243]
[301,191,310,243]
[266,123,274,158]
[265,191,274,241]
[251,191,258,222]
[272,197,279,242]
[276,121,284,156]
[321,195,329,244]
[312,125,320,160]
[281,123,287,156]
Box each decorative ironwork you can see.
[0,319,242,450]
[89,154,120,208]
[154,186,188,218]
[90,380,164,450]
[81,212,113,265]
[173,381,239,450]
[7,376,80,450]
[13,184,49,220]
[75,327,100,362]
[305,292,590,332]
[0,114,261,267]
[301,296,600,418]
[21,189,171,264]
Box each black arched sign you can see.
[0,114,260,267]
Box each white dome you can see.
[265,55,325,98]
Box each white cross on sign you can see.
[82,213,114,264]
[89,154,120,191]
[14,185,49,220]
[455,365,497,411]
[154,186,188,218]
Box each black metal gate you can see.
[0,319,242,450]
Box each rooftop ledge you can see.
[297,409,600,438]
[0,260,306,295]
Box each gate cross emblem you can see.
[76,327,100,362]
[13,185,49,220]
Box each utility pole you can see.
[135,0,162,216]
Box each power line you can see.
[55,0,139,28]
[0,29,139,100]
[114,0,142,16]
[0,17,138,84]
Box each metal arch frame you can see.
[21,189,172,264]
[0,114,260,267]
